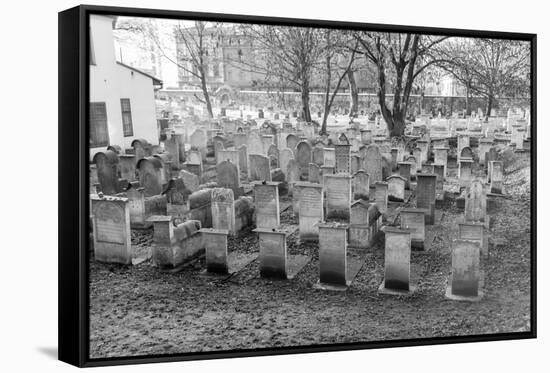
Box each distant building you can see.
[89,15,162,158]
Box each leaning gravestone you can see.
[93,150,120,195]
[379,227,412,295]
[253,182,280,229]
[137,157,163,197]
[91,195,132,264]
[446,239,482,301]
[489,161,504,194]
[296,182,324,242]
[387,175,406,202]
[465,179,487,224]
[179,169,199,193]
[324,174,352,221]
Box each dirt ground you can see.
[89,153,532,359]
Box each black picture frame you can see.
[58,4,537,368]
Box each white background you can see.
[0,0,546,371]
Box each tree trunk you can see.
[200,70,213,118]
[485,94,494,119]
[348,69,359,116]
[465,84,471,116]
[301,80,312,123]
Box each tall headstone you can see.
[93,151,120,195]
[446,239,481,300]
[387,175,407,202]
[137,157,163,197]
[249,154,271,182]
[217,160,242,197]
[211,188,236,235]
[334,144,351,174]
[416,173,436,224]
[380,227,412,293]
[318,222,348,286]
[352,170,370,200]
[323,148,336,167]
[374,181,388,214]
[253,182,280,228]
[399,208,425,249]
[398,162,412,189]
[324,174,352,221]
[279,148,295,180]
[489,161,503,194]
[296,182,324,242]
[200,228,229,274]
[458,158,474,188]
[364,145,383,183]
[296,141,312,179]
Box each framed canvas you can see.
[58,4,536,368]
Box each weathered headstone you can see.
[334,144,351,174]
[489,161,503,194]
[323,148,336,167]
[217,160,242,197]
[211,188,236,235]
[458,158,474,187]
[297,182,324,242]
[200,228,229,274]
[93,150,120,195]
[352,170,370,200]
[446,239,481,300]
[324,174,352,221]
[374,181,388,214]
[137,157,164,197]
[312,147,324,166]
[416,173,437,224]
[308,163,321,183]
[91,195,132,264]
[398,162,412,189]
[279,148,294,180]
[318,222,348,286]
[379,227,412,294]
[364,144,383,183]
[387,175,407,202]
[253,182,280,228]
[296,141,312,179]
[249,154,271,182]
[399,208,426,249]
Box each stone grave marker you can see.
[364,144,383,183]
[200,228,229,274]
[91,195,132,264]
[398,162,412,189]
[253,182,280,228]
[387,175,407,202]
[374,181,388,214]
[211,188,236,235]
[458,158,474,188]
[489,161,503,194]
[446,239,482,301]
[399,208,426,249]
[317,222,348,287]
[308,163,321,183]
[416,173,437,224]
[323,148,336,167]
[279,148,294,179]
[286,134,299,152]
[217,160,242,197]
[93,150,120,195]
[433,146,449,176]
[379,227,413,295]
[296,141,312,179]
[324,174,352,221]
[352,170,370,200]
[312,147,324,166]
[334,144,351,174]
[137,157,163,197]
[296,182,324,242]
[458,222,487,257]
[249,154,271,182]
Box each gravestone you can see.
[349,200,377,249]
[352,170,370,200]
[279,148,294,180]
[458,158,474,187]
[489,161,503,194]
[460,146,474,160]
[247,132,264,155]
[253,182,280,228]
[249,154,271,182]
[190,130,207,160]
[296,141,312,179]
[267,144,279,168]
[200,228,229,274]
[364,145,383,183]
[217,160,242,197]
[287,159,300,196]
[406,155,417,179]
[163,134,181,168]
[416,140,429,164]
[237,145,248,175]
[433,146,449,177]
[131,138,152,162]
[91,195,132,264]
[416,174,436,224]
[286,134,299,152]
[400,208,426,249]
[127,182,167,228]
[379,227,412,294]
[318,222,348,286]
[457,134,470,155]
[261,135,274,154]
[387,175,407,202]
[137,157,163,197]
[312,147,324,166]
[374,181,388,214]
[323,148,336,167]
[296,182,324,242]
[254,226,294,279]
[233,133,247,148]
[446,239,481,300]
[360,129,372,144]
[211,188,236,235]
[324,174,352,221]
[179,169,199,193]
[478,138,494,165]
[485,147,498,172]
[118,154,137,182]
[93,150,120,195]
[334,144,351,174]
[308,163,321,183]
[465,179,487,223]
[433,164,445,204]
[398,162,412,189]
[458,222,487,257]
[351,155,361,175]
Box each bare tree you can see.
[115,18,219,118]
[235,25,326,122]
[354,32,448,136]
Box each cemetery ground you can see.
[89,153,531,359]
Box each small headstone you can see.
[324,174,352,221]
[380,227,412,294]
[253,182,280,229]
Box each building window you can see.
[90,102,109,147]
[120,98,134,137]
[89,28,96,65]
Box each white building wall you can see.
[89,15,159,159]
